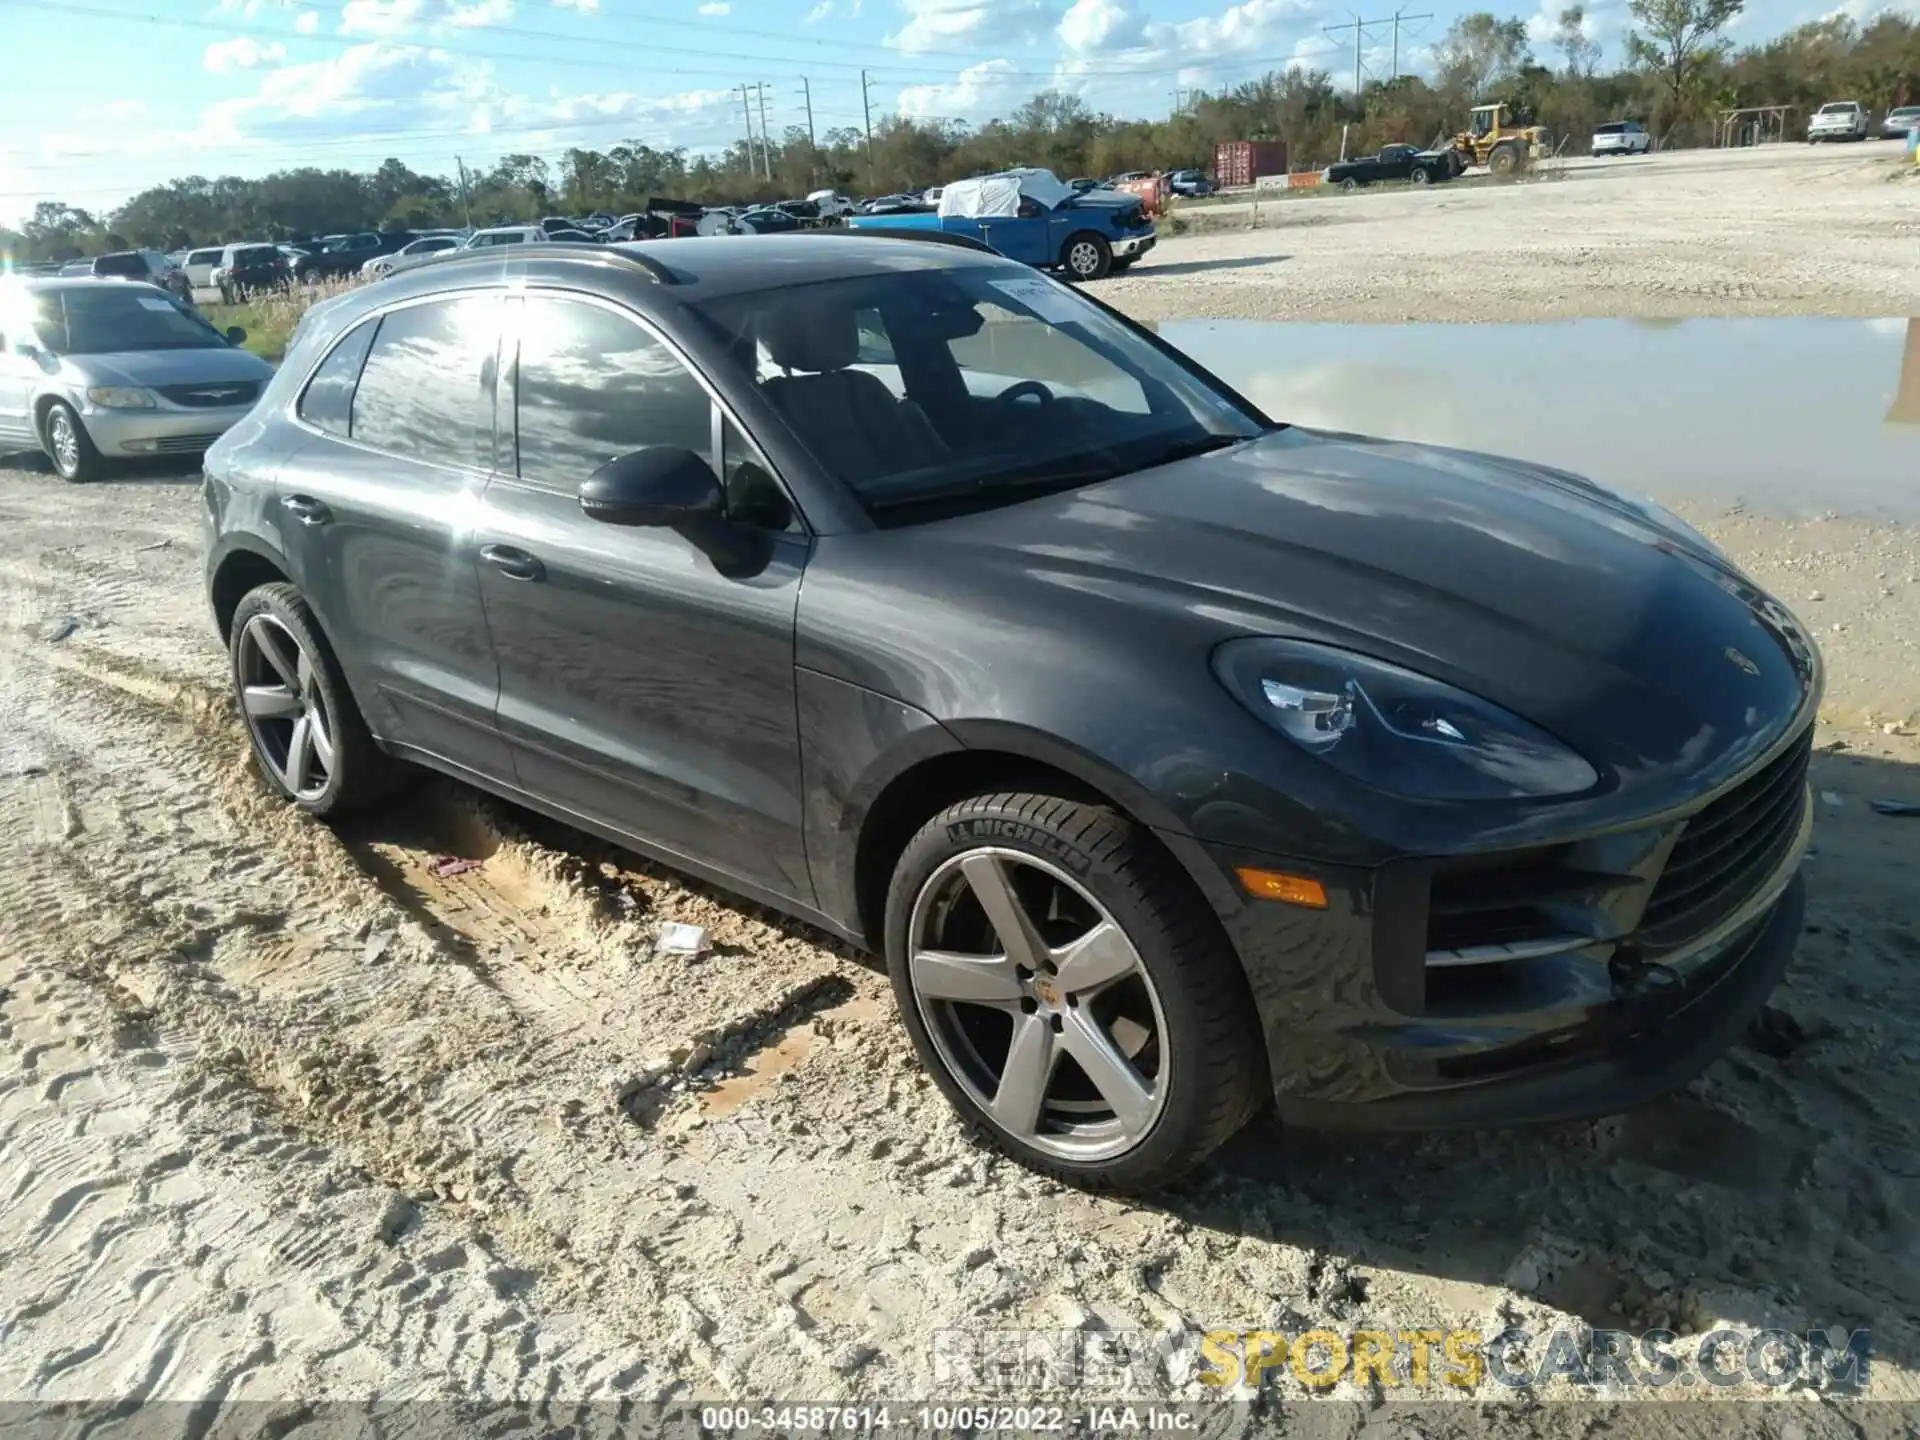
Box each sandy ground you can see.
[1106,141,1920,324]
[1,143,1918,1431]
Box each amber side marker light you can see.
[1235,867,1329,908]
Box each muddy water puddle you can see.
[1162,316,1920,520]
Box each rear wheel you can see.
[1488,143,1522,177]
[229,583,400,818]
[1061,233,1112,281]
[884,791,1266,1192]
[41,401,101,484]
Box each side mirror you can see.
[581,447,723,527]
[225,326,247,346]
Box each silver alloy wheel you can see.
[907,847,1169,1162]
[236,613,336,802]
[48,408,80,476]
[1068,240,1102,278]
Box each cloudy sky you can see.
[0,0,1894,223]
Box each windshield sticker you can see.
[988,275,1082,324]
[136,296,177,311]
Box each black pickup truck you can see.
[1324,144,1459,190]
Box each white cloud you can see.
[217,0,301,14]
[295,9,322,31]
[1058,0,1148,52]
[895,56,1030,116]
[698,0,731,12]
[805,0,831,16]
[1045,0,1321,100]
[339,0,514,35]
[888,0,1057,53]
[552,0,600,9]
[204,36,290,70]
[197,40,490,144]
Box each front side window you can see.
[297,319,378,438]
[515,293,712,491]
[692,265,1263,525]
[350,295,499,469]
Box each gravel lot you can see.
[1,143,1917,1431]
[1105,141,1920,324]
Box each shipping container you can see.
[1213,140,1289,189]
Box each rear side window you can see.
[515,293,712,490]
[297,319,378,438]
[188,249,221,266]
[350,296,500,469]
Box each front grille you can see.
[156,381,262,409]
[152,433,224,453]
[1410,725,1812,1007]
[1638,728,1812,949]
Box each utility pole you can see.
[454,155,472,228]
[740,83,761,179]
[754,82,773,180]
[1388,9,1431,80]
[861,68,876,187]
[1323,13,1365,97]
[802,77,816,150]
[1325,10,1430,92]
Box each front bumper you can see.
[82,403,255,458]
[1166,727,1813,1129]
[1113,232,1157,260]
[1809,124,1861,138]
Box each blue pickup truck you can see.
[846,168,1155,280]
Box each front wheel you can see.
[1060,232,1112,281]
[884,792,1267,1192]
[1340,177,1360,193]
[1411,167,1432,186]
[229,583,401,818]
[41,401,101,483]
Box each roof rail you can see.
[827,227,997,254]
[534,240,683,282]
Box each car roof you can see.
[306,234,1015,335]
[3,275,150,294]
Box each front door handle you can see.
[480,543,545,582]
[281,493,332,526]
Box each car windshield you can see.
[27,286,227,354]
[691,265,1267,525]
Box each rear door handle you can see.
[281,494,332,525]
[480,543,545,582]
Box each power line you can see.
[0,0,1343,85]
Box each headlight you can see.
[86,387,156,409]
[1213,638,1599,802]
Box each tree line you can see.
[5,3,1916,262]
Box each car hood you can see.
[935,428,1818,793]
[62,347,274,388]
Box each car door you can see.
[475,289,815,904]
[274,289,514,779]
[978,209,1051,266]
[0,323,39,446]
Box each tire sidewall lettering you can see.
[944,817,1093,875]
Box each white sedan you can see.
[360,234,463,279]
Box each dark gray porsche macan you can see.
[203,236,1819,1191]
